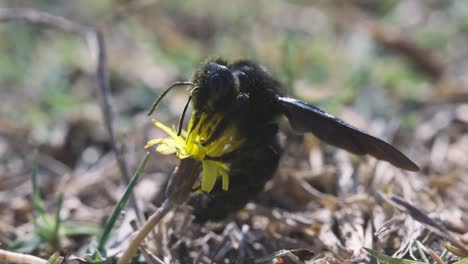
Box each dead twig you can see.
[0,8,90,33]
[388,195,468,256]
[117,200,173,264]
[295,177,339,210]
[118,158,201,263]
[94,29,142,222]
[0,249,47,264]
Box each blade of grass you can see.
[415,240,430,264]
[364,248,426,264]
[31,151,60,248]
[31,150,49,226]
[438,249,448,262]
[52,193,64,249]
[97,152,150,251]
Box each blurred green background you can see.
[2,0,467,148]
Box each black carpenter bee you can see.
[149,58,419,222]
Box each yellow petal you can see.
[158,138,182,148]
[145,138,163,149]
[176,151,191,159]
[201,160,218,192]
[189,142,207,160]
[152,119,185,144]
[148,137,185,156]
[148,113,242,194]
[210,161,229,190]
[219,166,229,191]
[213,160,227,170]
[156,144,177,155]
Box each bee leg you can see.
[202,93,250,146]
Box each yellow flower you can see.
[145,112,245,193]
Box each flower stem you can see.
[117,200,172,264]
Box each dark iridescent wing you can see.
[278,97,419,171]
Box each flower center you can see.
[146,111,246,192]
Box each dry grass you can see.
[0,1,467,263]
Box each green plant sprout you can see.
[10,151,100,253]
[45,252,64,264]
[85,152,150,263]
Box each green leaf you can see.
[54,193,64,233]
[51,193,64,249]
[31,150,49,225]
[36,222,54,243]
[85,249,107,263]
[97,152,150,251]
[364,248,426,264]
[62,222,101,236]
[453,258,468,264]
[24,151,100,252]
[9,235,42,253]
[45,252,63,264]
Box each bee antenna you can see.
[177,87,198,136]
[147,81,194,116]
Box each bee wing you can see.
[278,97,419,171]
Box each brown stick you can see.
[0,249,47,264]
[118,158,201,263]
[117,200,173,264]
[0,8,90,33]
[94,29,142,221]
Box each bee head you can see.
[193,60,239,112]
